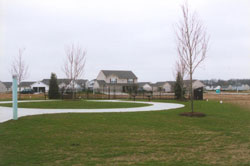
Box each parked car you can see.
[20,89,34,94]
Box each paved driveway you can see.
[0,100,184,123]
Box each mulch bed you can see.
[179,112,206,117]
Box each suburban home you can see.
[214,86,221,91]
[226,85,233,91]
[31,81,49,93]
[65,79,88,92]
[138,82,153,92]
[41,79,88,92]
[235,84,250,91]
[87,79,96,91]
[2,82,12,92]
[205,85,214,91]
[93,70,138,94]
[153,81,175,93]
[42,79,70,90]
[183,80,205,90]
[19,81,35,91]
[182,80,205,100]
[0,81,7,93]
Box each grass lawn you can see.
[0,100,151,109]
[0,100,250,166]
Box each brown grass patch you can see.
[0,93,45,100]
[204,93,250,109]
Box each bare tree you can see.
[11,48,29,97]
[63,44,86,99]
[175,2,209,112]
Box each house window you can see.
[128,79,134,83]
[110,78,117,84]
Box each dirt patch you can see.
[179,112,206,117]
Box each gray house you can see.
[0,81,7,93]
[2,82,12,92]
[19,82,36,91]
[93,70,138,94]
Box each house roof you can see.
[101,70,137,79]
[19,81,36,87]
[42,79,87,86]
[183,80,205,88]
[154,81,175,87]
[2,82,12,89]
[42,79,70,85]
[138,82,151,88]
[75,79,88,87]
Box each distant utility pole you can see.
[12,75,18,120]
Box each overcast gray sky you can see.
[0,0,249,82]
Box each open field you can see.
[0,100,151,109]
[0,100,250,166]
[204,93,250,109]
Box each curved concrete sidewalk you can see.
[0,100,184,123]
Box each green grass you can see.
[0,100,250,166]
[0,100,151,109]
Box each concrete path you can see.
[0,100,184,123]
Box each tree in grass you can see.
[62,43,86,100]
[174,71,185,100]
[48,73,60,99]
[175,2,209,113]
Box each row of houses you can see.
[0,79,88,93]
[0,70,205,94]
[205,84,250,91]
[92,70,204,94]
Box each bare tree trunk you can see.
[190,71,194,113]
[18,86,21,99]
[72,81,75,100]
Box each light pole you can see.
[12,75,18,120]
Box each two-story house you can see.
[93,70,138,94]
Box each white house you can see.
[87,79,96,90]
[31,81,49,93]
[205,86,214,91]
[138,82,153,92]
[214,86,221,90]
[238,84,250,91]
